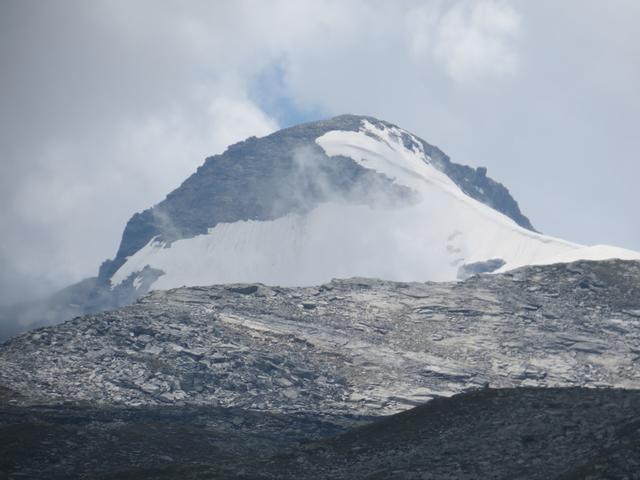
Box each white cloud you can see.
[206,97,279,153]
[4,90,278,297]
[406,0,521,84]
[0,1,297,301]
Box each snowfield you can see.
[110,120,640,290]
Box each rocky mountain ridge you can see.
[2,259,640,478]
[6,115,638,340]
[5,115,537,337]
[100,114,535,283]
[2,259,639,417]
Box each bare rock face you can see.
[1,259,639,417]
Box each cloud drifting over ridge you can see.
[0,0,639,308]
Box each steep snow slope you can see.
[110,119,638,291]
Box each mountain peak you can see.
[25,114,628,326]
[100,114,535,280]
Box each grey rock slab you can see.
[0,260,639,418]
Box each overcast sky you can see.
[1,0,638,305]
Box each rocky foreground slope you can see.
[1,259,640,478]
[2,260,640,416]
[232,387,640,480]
[2,388,639,479]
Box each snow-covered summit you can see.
[103,115,639,293]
